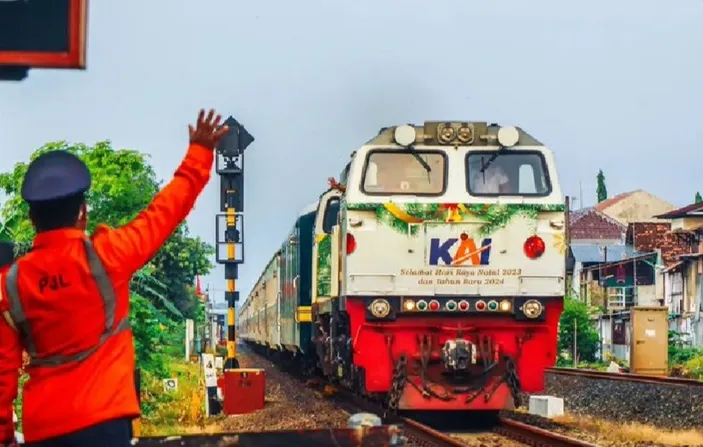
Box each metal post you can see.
[573,318,578,367]
[214,116,254,371]
[225,189,239,369]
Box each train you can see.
[239,121,566,412]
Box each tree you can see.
[150,225,213,321]
[558,297,600,364]
[0,141,214,372]
[695,192,702,204]
[596,169,607,203]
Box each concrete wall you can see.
[635,284,657,306]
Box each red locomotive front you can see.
[345,295,563,411]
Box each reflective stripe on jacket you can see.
[4,239,131,368]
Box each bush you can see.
[558,296,601,364]
[140,360,206,434]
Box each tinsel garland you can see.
[347,202,565,237]
[316,234,332,297]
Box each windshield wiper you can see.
[405,144,431,174]
[479,146,505,175]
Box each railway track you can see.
[301,369,598,446]
[547,367,703,387]
[399,414,600,446]
[241,345,600,446]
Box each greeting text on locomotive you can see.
[399,268,521,286]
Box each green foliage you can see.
[667,331,703,380]
[558,296,600,363]
[150,225,214,321]
[668,330,700,365]
[695,192,702,204]
[596,169,607,203]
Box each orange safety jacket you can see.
[0,143,213,443]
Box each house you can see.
[595,190,676,225]
[579,250,659,310]
[653,203,703,345]
[570,207,626,244]
[567,207,627,296]
[590,210,703,359]
[587,250,659,362]
[570,243,636,300]
[579,220,688,361]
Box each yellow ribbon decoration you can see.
[383,203,423,223]
[382,203,473,224]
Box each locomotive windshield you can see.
[467,151,550,196]
[362,150,445,195]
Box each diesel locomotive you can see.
[239,122,566,412]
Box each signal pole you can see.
[215,116,255,370]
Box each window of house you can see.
[466,152,551,196]
[608,287,634,309]
[362,150,446,195]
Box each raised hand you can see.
[188,109,229,150]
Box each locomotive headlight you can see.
[394,124,417,147]
[456,124,474,144]
[522,299,543,319]
[403,300,415,311]
[497,125,520,147]
[437,123,456,144]
[370,299,391,318]
[499,300,512,312]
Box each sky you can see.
[1,0,702,302]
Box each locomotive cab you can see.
[334,122,566,411]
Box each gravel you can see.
[501,411,672,447]
[216,350,352,432]
[533,372,703,431]
[452,432,526,446]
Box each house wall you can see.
[572,261,583,296]
[636,284,657,306]
[600,191,675,225]
[663,261,703,347]
[599,318,612,360]
[669,216,703,231]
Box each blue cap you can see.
[21,150,91,203]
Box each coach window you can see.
[322,198,340,234]
[362,150,446,195]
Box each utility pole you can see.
[215,116,255,370]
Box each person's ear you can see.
[77,203,88,230]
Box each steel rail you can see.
[496,417,600,447]
[547,367,703,387]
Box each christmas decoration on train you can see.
[344,202,566,236]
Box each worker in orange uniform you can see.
[0,109,228,447]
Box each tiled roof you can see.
[570,207,627,241]
[594,190,642,212]
[626,222,692,265]
[654,202,703,219]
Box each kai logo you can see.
[429,233,492,266]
